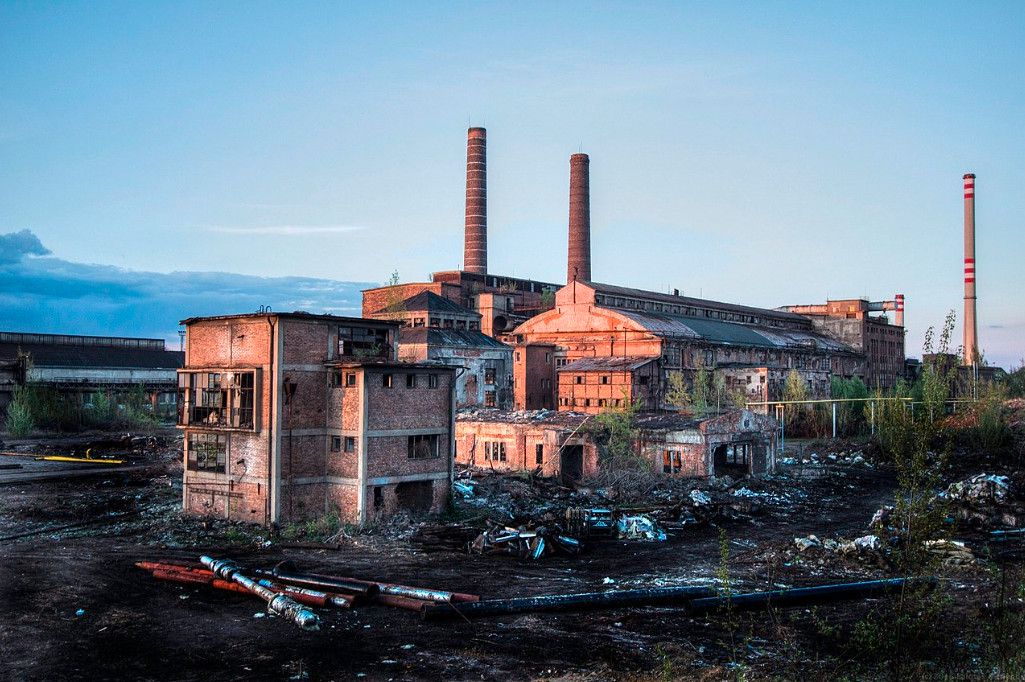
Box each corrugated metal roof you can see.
[558,356,658,372]
[617,310,856,353]
[0,343,184,370]
[400,328,510,349]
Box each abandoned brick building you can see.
[0,331,183,418]
[366,290,514,409]
[455,407,777,481]
[512,280,868,412]
[178,312,455,526]
[778,297,907,390]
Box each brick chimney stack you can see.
[567,153,591,283]
[963,173,977,366]
[463,127,487,275]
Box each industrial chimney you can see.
[894,293,905,328]
[463,127,487,275]
[963,173,977,366]
[567,153,591,283]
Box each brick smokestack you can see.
[894,293,905,328]
[462,127,488,275]
[963,173,978,366]
[567,153,591,283]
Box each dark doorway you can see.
[560,445,584,485]
[713,442,751,477]
[395,481,434,513]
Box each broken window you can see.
[456,320,467,330]
[382,374,393,388]
[414,318,426,327]
[575,375,584,384]
[484,368,496,384]
[339,324,390,358]
[187,432,227,473]
[484,391,496,407]
[600,375,610,385]
[178,370,256,430]
[345,372,357,387]
[468,321,479,330]
[408,434,440,460]
[331,436,342,452]
[638,376,650,385]
[406,374,417,388]
[726,444,750,466]
[428,374,439,389]
[663,450,682,474]
[484,441,507,462]
[535,443,544,466]
[330,370,343,387]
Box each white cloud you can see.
[208,225,367,235]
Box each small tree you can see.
[664,370,691,412]
[691,354,710,415]
[919,310,959,421]
[782,369,809,435]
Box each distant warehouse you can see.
[0,331,184,418]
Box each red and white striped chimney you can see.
[894,293,905,328]
[567,153,591,283]
[963,173,977,366]
[463,127,487,275]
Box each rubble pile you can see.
[942,473,1022,529]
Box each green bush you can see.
[5,388,35,437]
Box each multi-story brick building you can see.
[778,298,906,390]
[178,312,455,527]
[365,290,514,409]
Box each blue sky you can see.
[1,2,1022,366]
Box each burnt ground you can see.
[0,435,1022,681]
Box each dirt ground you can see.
[0,433,1021,681]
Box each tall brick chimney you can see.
[463,127,487,275]
[963,173,977,366]
[567,153,591,283]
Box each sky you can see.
[1,2,1023,366]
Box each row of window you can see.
[482,442,545,466]
[594,294,775,327]
[410,317,480,330]
[331,371,441,389]
[186,432,442,472]
[559,397,623,408]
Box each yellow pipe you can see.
[33,455,125,465]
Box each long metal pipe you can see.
[259,568,378,596]
[684,578,931,616]
[267,566,478,603]
[420,585,717,621]
[201,556,321,631]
